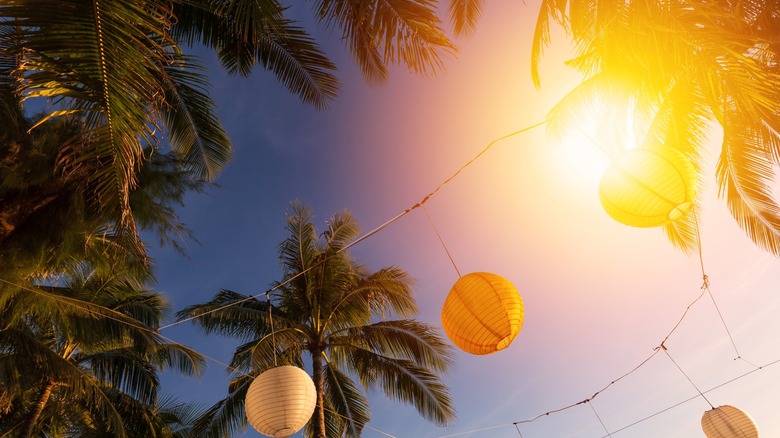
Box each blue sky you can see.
[148,2,780,437]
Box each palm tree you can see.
[0,268,205,437]
[530,0,780,253]
[0,0,484,257]
[178,202,455,438]
[0,88,209,282]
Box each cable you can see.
[159,120,546,332]
[322,407,397,438]
[598,357,780,437]
[0,277,402,438]
[660,347,714,409]
[588,400,612,438]
[423,205,462,278]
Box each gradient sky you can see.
[150,1,780,437]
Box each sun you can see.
[550,97,642,184]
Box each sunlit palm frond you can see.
[717,122,780,254]
[661,203,701,256]
[531,0,568,86]
[448,0,483,36]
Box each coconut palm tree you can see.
[0,0,484,257]
[0,87,209,282]
[530,0,780,253]
[178,202,455,438]
[0,268,205,437]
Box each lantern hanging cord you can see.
[596,356,780,437]
[422,205,462,278]
[514,423,524,437]
[660,346,714,409]
[693,210,751,365]
[588,400,612,438]
[437,356,780,438]
[158,120,545,332]
[511,347,661,427]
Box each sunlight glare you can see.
[552,97,640,185]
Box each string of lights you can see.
[2,119,772,437]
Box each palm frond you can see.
[346,347,455,426]
[177,289,272,341]
[448,0,483,36]
[315,0,455,84]
[161,54,233,181]
[331,320,453,374]
[192,373,254,438]
[716,122,780,254]
[323,364,369,438]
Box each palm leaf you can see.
[161,54,233,181]
[323,364,369,438]
[192,373,254,438]
[346,347,455,426]
[315,0,455,84]
[716,121,780,254]
[331,320,453,373]
[447,0,483,36]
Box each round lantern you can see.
[245,365,317,437]
[441,272,524,355]
[598,146,697,228]
[701,405,758,438]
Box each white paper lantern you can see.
[245,365,317,437]
[701,405,758,438]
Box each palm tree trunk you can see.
[19,378,55,438]
[310,346,327,438]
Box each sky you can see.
[149,1,780,437]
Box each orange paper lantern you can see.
[441,272,524,355]
[245,366,317,437]
[701,405,758,438]
[599,147,697,228]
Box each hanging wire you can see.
[597,357,780,437]
[322,407,398,438]
[267,291,278,367]
[660,346,714,409]
[588,400,612,438]
[514,423,524,437]
[0,277,404,438]
[159,120,545,332]
[422,204,462,278]
[692,210,755,367]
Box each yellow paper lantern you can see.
[441,272,524,355]
[701,405,758,438]
[245,365,317,437]
[599,147,697,228]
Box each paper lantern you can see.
[245,365,317,437]
[701,405,758,438]
[441,272,524,355]
[599,147,697,228]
